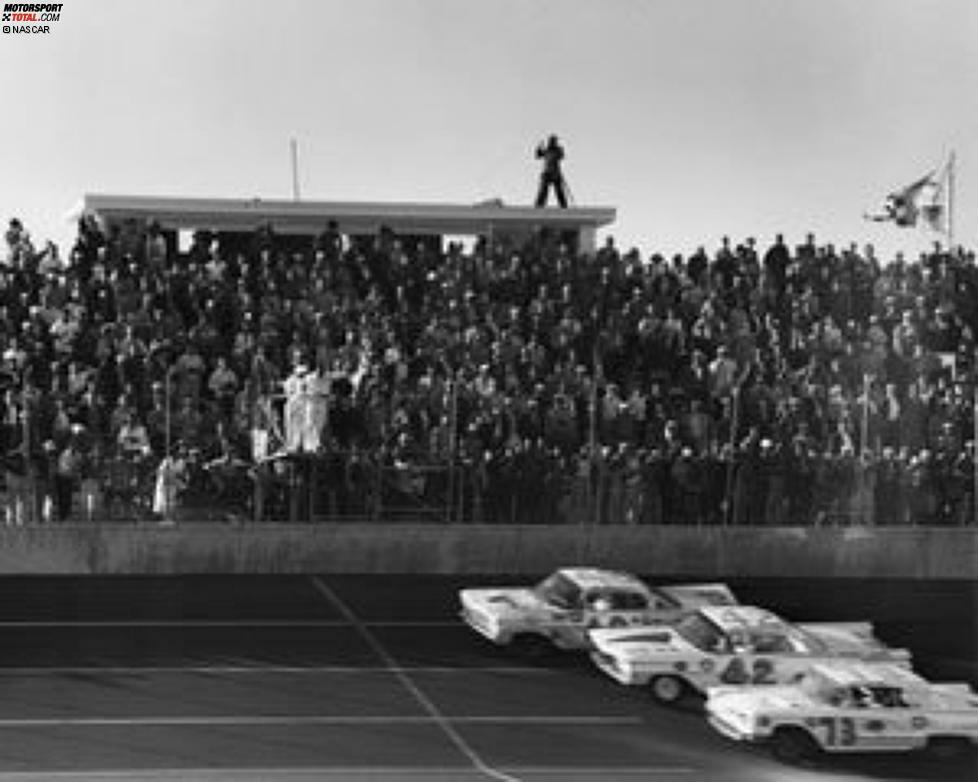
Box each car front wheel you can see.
[509,633,553,660]
[771,727,820,764]
[649,674,685,704]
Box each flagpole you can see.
[948,151,956,249]
[861,373,870,455]
[973,361,977,527]
[290,138,300,202]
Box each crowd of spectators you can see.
[1,212,976,526]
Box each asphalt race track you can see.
[0,575,974,781]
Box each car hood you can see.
[800,622,911,661]
[589,625,693,658]
[707,685,816,717]
[460,587,549,618]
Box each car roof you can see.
[699,605,788,632]
[558,568,649,593]
[658,583,738,606]
[808,661,926,689]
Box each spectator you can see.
[709,346,738,400]
[54,440,82,521]
[208,356,239,421]
[153,447,186,523]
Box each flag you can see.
[866,156,952,234]
[918,156,952,234]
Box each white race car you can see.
[459,567,736,656]
[589,604,911,704]
[706,660,978,762]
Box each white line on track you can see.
[0,620,457,628]
[0,665,556,675]
[311,576,524,782]
[0,767,694,780]
[497,770,694,776]
[0,663,557,678]
[0,715,643,728]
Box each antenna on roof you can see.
[290,137,301,201]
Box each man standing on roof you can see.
[534,135,569,208]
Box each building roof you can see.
[75,194,616,238]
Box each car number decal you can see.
[812,716,857,747]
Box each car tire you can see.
[509,634,553,660]
[771,728,820,764]
[924,736,970,760]
[649,674,685,704]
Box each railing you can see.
[3,450,975,527]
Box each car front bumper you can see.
[460,607,506,645]
[706,711,761,744]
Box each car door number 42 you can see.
[719,657,776,684]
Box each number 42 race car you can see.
[589,604,911,704]
[459,567,737,657]
[706,660,978,762]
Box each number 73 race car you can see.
[589,605,911,704]
[706,660,978,762]
[459,567,737,656]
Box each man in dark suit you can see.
[534,135,568,208]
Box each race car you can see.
[589,604,911,704]
[705,660,978,762]
[459,567,737,656]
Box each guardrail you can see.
[0,523,975,578]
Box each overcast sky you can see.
[1,0,975,259]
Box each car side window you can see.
[869,686,910,708]
[585,591,611,612]
[611,591,648,612]
[728,629,750,653]
[753,632,791,654]
[827,688,848,708]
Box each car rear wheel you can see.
[509,634,553,660]
[649,674,685,704]
[771,727,820,764]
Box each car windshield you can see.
[674,612,727,653]
[774,623,828,654]
[799,672,829,701]
[534,572,582,609]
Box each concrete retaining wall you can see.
[0,523,975,578]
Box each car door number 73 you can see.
[813,716,857,747]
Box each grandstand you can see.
[1,198,976,529]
